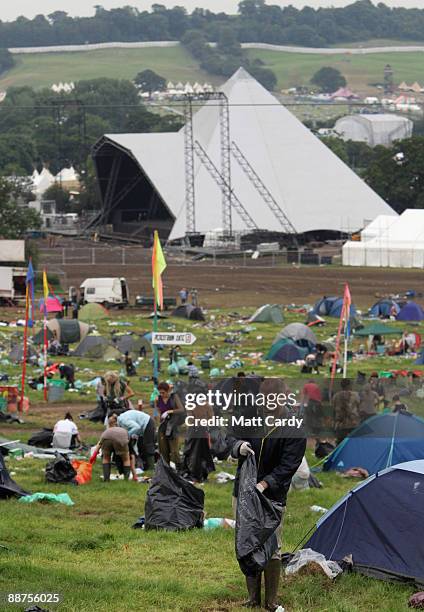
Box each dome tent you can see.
[171,304,205,321]
[324,412,424,475]
[266,338,308,363]
[79,303,109,322]
[306,460,424,587]
[369,299,400,318]
[396,301,424,322]
[73,335,108,357]
[274,322,317,347]
[311,296,357,319]
[249,304,284,324]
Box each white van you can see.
[80,277,129,308]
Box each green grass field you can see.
[248,49,424,92]
[0,47,217,91]
[0,305,422,610]
[2,45,424,95]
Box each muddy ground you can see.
[62,262,422,309]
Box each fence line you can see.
[40,247,340,268]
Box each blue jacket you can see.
[118,410,151,437]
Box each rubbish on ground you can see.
[204,517,235,530]
[310,505,328,514]
[215,471,235,484]
[19,492,74,506]
[285,548,342,579]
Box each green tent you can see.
[86,343,121,360]
[79,303,109,322]
[250,304,284,324]
[354,322,403,337]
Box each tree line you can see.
[0,78,182,210]
[1,1,424,50]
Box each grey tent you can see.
[249,304,284,324]
[172,304,205,321]
[33,319,89,345]
[113,334,151,355]
[73,335,108,357]
[274,323,317,346]
[86,344,121,360]
[9,344,37,364]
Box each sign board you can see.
[152,332,196,346]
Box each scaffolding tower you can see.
[183,93,233,235]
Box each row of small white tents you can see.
[343,209,424,268]
[51,82,75,93]
[166,81,214,94]
[31,166,80,198]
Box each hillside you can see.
[0,47,218,91]
[247,48,424,93]
[1,45,424,95]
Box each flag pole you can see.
[43,268,48,401]
[330,305,344,396]
[343,316,349,379]
[19,284,30,412]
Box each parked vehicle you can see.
[80,277,129,308]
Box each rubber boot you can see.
[264,559,281,611]
[102,463,111,482]
[242,574,261,608]
[123,466,131,480]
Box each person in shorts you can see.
[95,415,131,481]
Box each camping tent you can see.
[249,304,284,324]
[33,319,89,345]
[369,299,400,318]
[312,297,357,319]
[306,460,424,587]
[274,322,317,346]
[396,302,424,322]
[86,344,121,360]
[266,338,308,363]
[9,344,37,363]
[79,303,109,322]
[113,334,151,355]
[323,412,424,475]
[171,304,205,321]
[39,296,63,313]
[73,335,108,357]
[354,322,402,337]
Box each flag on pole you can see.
[42,269,49,401]
[342,283,352,378]
[20,259,36,412]
[42,269,49,306]
[26,259,35,327]
[152,230,167,311]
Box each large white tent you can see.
[335,114,413,147]
[93,68,395,240]
[343,209,424,268]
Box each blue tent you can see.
[396,301,424,321]
[324,412,424,475]
[369,299,400,318]
[415,352,424,365]
[307,460,424,586]
[266,338,308,363]
[312,296,356,318]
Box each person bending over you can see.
[118,402,156,475]
[94,414,131,482]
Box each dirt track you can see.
[62,262,423,309]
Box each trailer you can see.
[0,267,27,304]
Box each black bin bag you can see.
[144,458,204,531]
[45,453,77,484]
[235,454,282,576]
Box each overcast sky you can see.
[1,1,422,22]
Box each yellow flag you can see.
[43,269,49,302]
[152,231,166,310]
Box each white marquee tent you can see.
[343,209,424,268]
[95,68,395,240]
[335,114,413,147]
